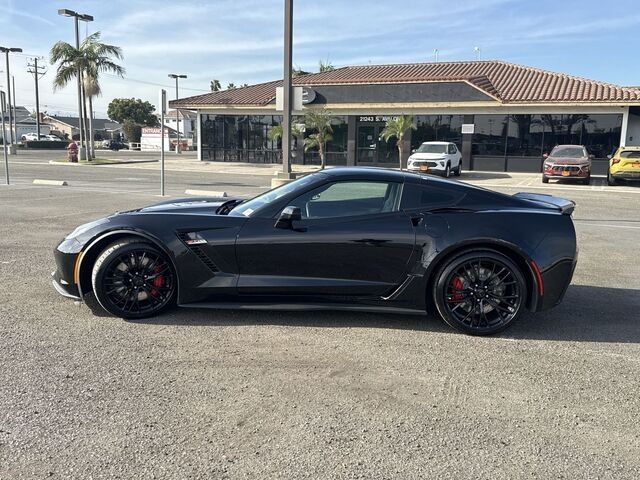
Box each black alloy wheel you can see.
[92,240,176,319]
[434,251,526,335]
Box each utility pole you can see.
[1,90,8,184]
[281,0,293,179]
[27,58,46,138]
[0,46,22,154]
[168,74,187,154]
[11,76,16,144]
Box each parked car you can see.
[607,146,640,185]
[104,140,129,151]
[45,134,64,142]
[407,141,462,177]
[53,167,578,336]
[542,145,593,185]
[21,133,47,141]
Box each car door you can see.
[235,179,416,297]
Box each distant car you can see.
[45,134,64,142]
[607,146,640,185]
[105,140,128,151]
[21,133,46,141]
[542,145,593,185]
[407,141,462,178]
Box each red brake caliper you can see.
[151,265,164,298]
[450,276,464,301]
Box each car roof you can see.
[420,141,450,145]
[321,166,422,182]
[619,146,640,150]
[553,144,586,148]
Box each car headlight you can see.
[65,218,110,240]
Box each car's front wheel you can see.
[454,161,462,176]
[91,239,177,319]
[542,176,549,183]
[433,250,527,335]
[443,164,451,178]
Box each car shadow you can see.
[125,284,640,344]
[458,171,513,180]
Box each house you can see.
[2,106,51,141]
[163,109,196,137]
[42,114,122,140]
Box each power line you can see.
[102,73,209,93]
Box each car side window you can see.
[289,181,402,219]
[401,183,465,211]
[448,144,456,154]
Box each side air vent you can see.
[177,232,220,273]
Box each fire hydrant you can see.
[66,141,78,163]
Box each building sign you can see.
[357,115,399,123]
[461,123,475,134]
[142,127,172,136]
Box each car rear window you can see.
[620,150,640,158]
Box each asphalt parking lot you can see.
[1,157,639,479]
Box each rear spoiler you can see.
[513,192,576,215]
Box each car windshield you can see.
[415,144,447,154]
[620,150,640,158]
[551,146,585,158]
[228,173,319,217]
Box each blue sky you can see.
[1,0,639,118]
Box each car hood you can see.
[123,196,240,215]
[409,153,447,160]
[546,156,590,165]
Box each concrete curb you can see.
[48,160,158,166]
[184,189,227,197]
[33,179,68,186]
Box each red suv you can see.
[542,145,593,185]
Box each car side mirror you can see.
[542,153,548,158]
[275,206,301,229]
[411,148,416,153]
[589,154,595,160]
[607,154,612,159]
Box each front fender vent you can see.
[177,232,220,273]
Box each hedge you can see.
[22,141,68,149]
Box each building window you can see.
[472,115,508,157]
[412,115,463,149]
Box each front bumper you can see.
[407,163,447,174]
[52,246,81,300]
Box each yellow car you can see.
[608,146,640,185]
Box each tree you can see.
[380,115,416,170]
[210,79,221,91]
[318,59,335,72]
[226,82,236,90]
[292,66,310,78]
[50,31,124,159]
[303,108,334,169]
[107,98,159,127]
[122,119,142,143]
[267,122,304,161]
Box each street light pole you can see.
[0,46,22,154]
[168,74,187,154]
[58,9,93,161]
[1,90,9,184]
[281,0,293,179]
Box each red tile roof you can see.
[171,60,640,108]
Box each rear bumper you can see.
[536,259,577,311]
[611,170,640,180]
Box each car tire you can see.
[607,173,617,186]
[454,162,462,176]
[91,239,177,319]
[542,176,549,183]
[444,164,451,178]
[433,250,527,335]
[582,175,591,185]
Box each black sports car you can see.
[53,167,577,335]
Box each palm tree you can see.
[318,59,335,72]
[51,32,124,159]
[303,108,334,169]
[210,79,221,91]
[380,115,416,170]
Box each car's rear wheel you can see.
[91,239,176,319]
[433,250,527,335]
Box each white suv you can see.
[407,141,462,177]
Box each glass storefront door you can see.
[356,123,398,166]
